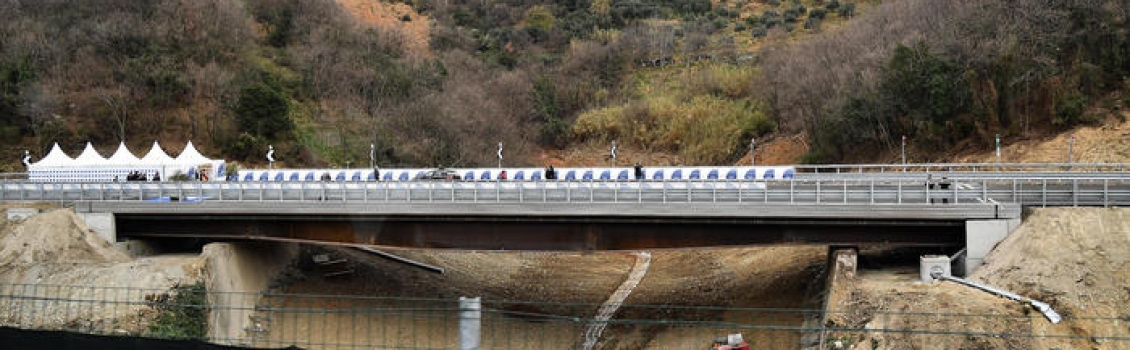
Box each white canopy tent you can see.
[27,141,226,182]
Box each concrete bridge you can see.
[41,172,1127,273]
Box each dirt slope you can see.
[0,206,204,332]
[826,208,1130,349]
[334,0,432,60]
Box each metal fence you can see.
[0,283,1125,349]
[3,176,1130,207]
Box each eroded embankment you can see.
[824,208,1130,350]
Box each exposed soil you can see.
[0,204,204,334]
[825,208,1130,350]
[334,0,432,61]
[956,112,1130,164]
[245,245,829,349]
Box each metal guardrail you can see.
[2,177,1129,207]
[796,162,1130,173]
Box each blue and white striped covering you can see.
[231,166,795,182]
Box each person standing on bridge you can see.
[634,162,644,180]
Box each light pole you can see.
[610,140,618,166]
[749,137,756,167]
[1068,133,1075,165]
[267,145,275,169]
[900,135,907,171]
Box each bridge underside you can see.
[116,215,964,250]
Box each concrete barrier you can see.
[6,208,40,221]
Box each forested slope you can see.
[0,0,1125,171]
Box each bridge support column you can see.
[964,219,1020,276]
[77,212,116,243]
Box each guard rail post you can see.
[842,180,848,204]
[789,178,795,203]
[897,180,902,204]
[1042,178,1047,207]
[816,179,821,204]
[1072,178,1078,207]
[869,179,874,204]
[1103,178,1109,207]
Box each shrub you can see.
[826,0,840,11]
[840,2,855,17]
[781,10,800,23]
[146,283,207,340]
[809,7,827,19]
[234,82,292,139]
[751,25,769,38]
[1053,93,1088,126]
[804,16,822,30]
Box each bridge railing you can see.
[795,162,1130,173]
[2,176,1128,207]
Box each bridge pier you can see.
[963,218,1021,275]
[77,212,116,244]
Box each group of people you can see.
[117,171,159,182]
[541,163,645,180]
[926,174,952,204]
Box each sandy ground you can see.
[243,245,828,349]
[0,204,204,334]
[825,208,1130,350]
[957,112,1130,164]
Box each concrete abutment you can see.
[963,218,1021,275]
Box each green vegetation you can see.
[0,0,1125,167]
[573,63,773,164]
[146,283,207,340]
[763,0,1129,163]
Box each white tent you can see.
[140,141,175,165]
[72,142,106,166]
[27,140,225,183]
[173,140,223,180]
[106,142,140,165]
[30,143,73,168]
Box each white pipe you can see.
[935,274,1061,324]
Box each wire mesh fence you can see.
[0,283,1127,349]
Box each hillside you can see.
[0,0,1126,170]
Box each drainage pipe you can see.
[355,246,445,274]
[934,274,1061,324]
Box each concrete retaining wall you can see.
[76,212,116,243]
[964,218,1021,275]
